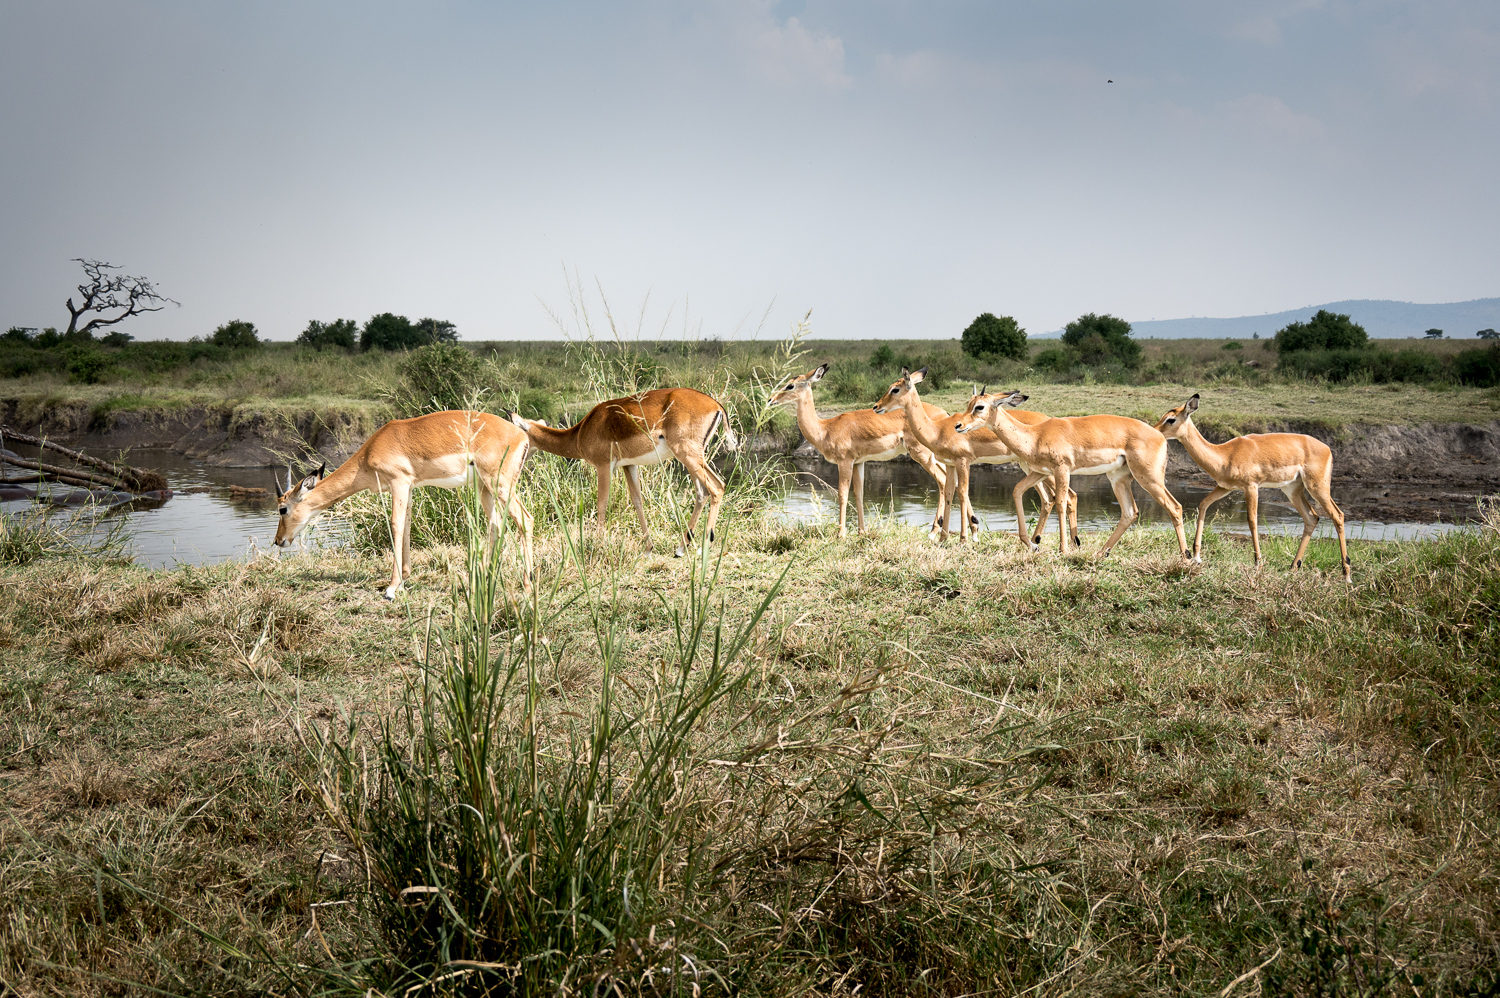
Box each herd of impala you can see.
[271,365,1352,599]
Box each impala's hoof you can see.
[383,588,398,601]
[1073,535,1082,548]
[1292,558,1302,570]
[1032,534,1042,545]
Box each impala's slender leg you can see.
[835,460,854,538]
[594,462,613,539]
[1054,470,1079,554]
[1095,468,1140,557]
[1284,480,1319,573]
[1192,487,1234,563]
[1030,477,1055,546]
[1068,489,1081,549]
[853,462,868,534]
[906,443,949,539]
[1303,474,1350,581]
[672,451,724,556]
[956,460,974,542]
[1245,484,1262,566]
[622,464,653,551]
[385,479,413,599]
[1131,465,1188,558]
[503,487,535,587]
[1012,470,1049,550]
[401,488,415,579]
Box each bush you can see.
[396,343,485,414]
[1033,346,1078,373]
[1222,341,1243,351]
[869,344,895,371]
[297,318,357,351]
[961,313,1027,361]
[361,313,460,352]
[64,346,112,384]
[210,319,261,350]
[1062,313,1140,367]
[1273,310,1368,352]
[1277,347,1447,384]
[1454,344,1500,387]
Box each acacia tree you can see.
[63,258,178,337]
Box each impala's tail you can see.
[709,408,739,452]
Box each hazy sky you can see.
[3,1,1496,342]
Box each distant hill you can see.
[1038,298,1500,340]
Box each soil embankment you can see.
[0,397,381,469]
[4,395,1496,522]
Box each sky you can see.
[2,0,1497,342]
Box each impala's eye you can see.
[1166,417,1176,424]
[889,387,898,394]
[279,506,288,515]
[975,405,985,413]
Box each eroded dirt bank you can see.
[4,396,1496,521]
[0,397,381,469]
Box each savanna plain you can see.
[1,329,1498,996]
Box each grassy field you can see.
[2,481,1498,995]
[2,335,1495,444]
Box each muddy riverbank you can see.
[3,394,1496,521]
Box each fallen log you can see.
[0,453,130,491]
[0,426,168,492]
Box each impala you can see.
[1155,394,1350,581]
[871,367,1078,544]
[954,389,1189,559]
[509,387,734,556]
[770,363,952,538]
[274,410,534,599]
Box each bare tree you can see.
[64,258,178,336]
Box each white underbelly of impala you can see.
[1074,455,1127,476]
[614,438,674,468]
[857,446,905,464]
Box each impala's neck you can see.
[788,391,835,451]
[983,405,1039,456]
[1169,417,1229,476]
[524,421,584,461]
[897,387,942,450]
[297,458,364,515]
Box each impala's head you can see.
[872,367,927,414]
[273,462,326,547]
[1154,394,1200,438]
[769,364,829,407]
[953,388,1026,433]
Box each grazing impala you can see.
[770,363,952,538]
[871,367,1078,544]
[1155,394,1350,581]
[274,410,534,600]
[955,389,1189,559]
[509,387,734,557]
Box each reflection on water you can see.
[1,450,344,569]
[773,456,1473,544]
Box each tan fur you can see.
[955,391,1188,559]
[1154,395,1349,581]
[512,387,730,555]
[872,369,1078,543]
[274,410,533,599]
[770,364,950,538]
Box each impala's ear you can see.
[316,463,327,481]
[909,367,927,385]
[811,363,828,383]
[1185,394,1200,414]
[1004,391,1028,406]
[899,366,910,378]
[508,411,531,431]
[298,471,320,492]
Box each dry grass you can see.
[1,493,1497,994]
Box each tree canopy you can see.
[1061,312,1140,367]
[961,313,1027,360]
[1273,310,1368,352]
[360,314,460,351]
[298,318,358,351]
[209,319,261,350]
[64,258,178,336]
